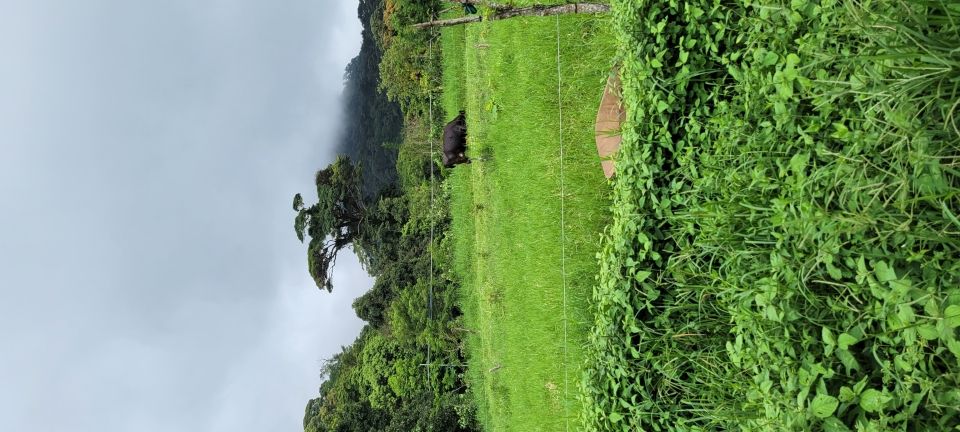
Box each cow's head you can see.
[443,151,471,168]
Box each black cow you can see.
[442,111,470,168]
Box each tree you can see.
[337,0,403,199]
[293,156,367,291]
[412,2,610,29]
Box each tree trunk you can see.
[414,15,481,29]
[412,3,611,29]
[448,0,511,11]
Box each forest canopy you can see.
[295,0,477,430]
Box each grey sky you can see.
[0,1,369,431]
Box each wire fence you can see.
[554,14,570,432]
[419,14,572,429]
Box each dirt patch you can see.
[595,69,624,178]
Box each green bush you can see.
[583,0,960,430]
[376,0,442,114]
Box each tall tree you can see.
[337,0,403,199]
[294,156,367,291]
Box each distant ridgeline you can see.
[300,0,482,429]
[335,0,404,200]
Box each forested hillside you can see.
[336,0,403,199]
[298,0,479,430]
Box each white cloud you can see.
[0,1,368,431]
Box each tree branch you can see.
[447,0,511,11]
[413,3,610,29]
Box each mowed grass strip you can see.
[445,14,615,432]
[440,13,466,117]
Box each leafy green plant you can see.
[582,0,960,430]
[446,12,616,432]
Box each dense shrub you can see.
[583,0,960,430]
[375,0,442,114]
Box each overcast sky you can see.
[0,1,370,431]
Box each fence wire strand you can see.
[422,16,572,429]
[555,13,570,432]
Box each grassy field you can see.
[581,0,960,430]
[440,20,465,120]
[441,13,615,432]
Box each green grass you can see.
[442,13,615,432]
[440,11,466,118]
[581,0,960,430]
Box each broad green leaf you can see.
[826,262,843,280]
[894,354,913,372]
[822,327,836,346]
[838,386,855,402]
[810,394,839,418]
[859,389,889,412]
[777,81,794,99]
[897,304,916,324]
[853,376,869,394]
[947,339,960,359]
[797,387,811,407]
[823,416,852,432]
[917,324,938,340]
[784,67,799,82]
[609,412,623,423]
[786,53,801,68]
[925,297,940,318]
[832,122,851,140]
[775,101,787,115]
[790,152,809,174]
[836,349,859,373]
[838,333,857,350]
[874,261,897,282]
[634,270,651,283]
[944,305,960,328]
[765,305,781,322]
[762,51,778,66]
